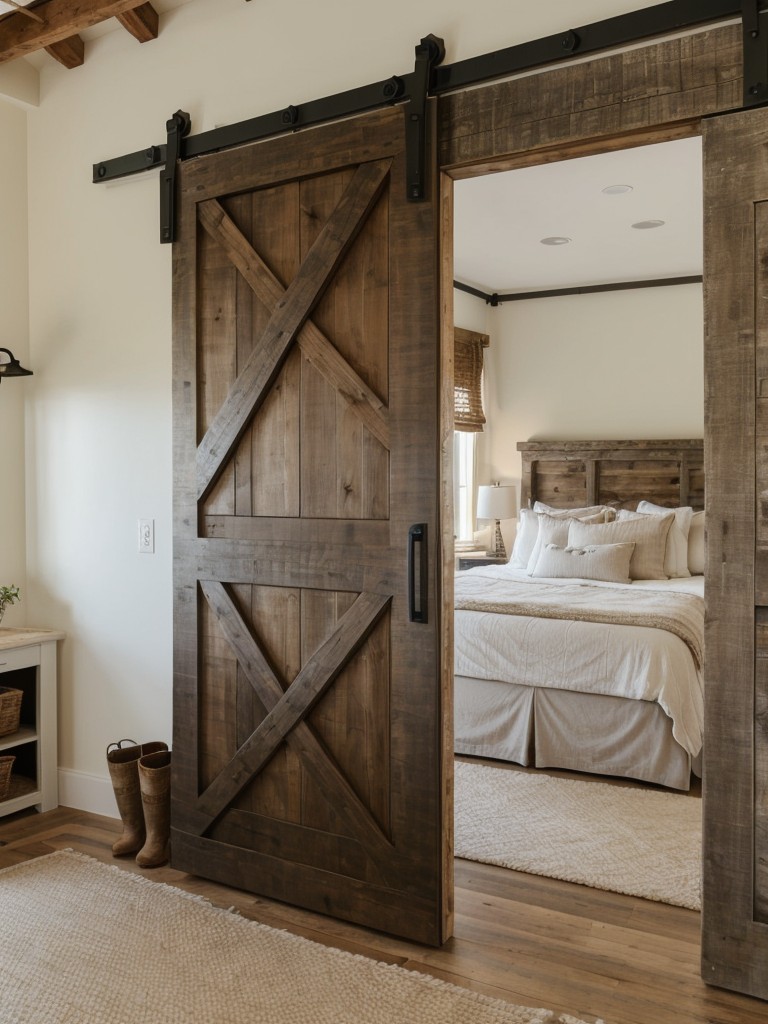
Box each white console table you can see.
[0,628,64,816]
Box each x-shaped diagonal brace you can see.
[197,198,390,452]
[196,159,391,502]
[193,582,409,882]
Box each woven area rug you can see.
[0,850,600,1024]
[454,761,701,910]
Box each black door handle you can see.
[408,523,428,623]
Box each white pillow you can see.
[509,508,539,568]
[525,510,608,575]
[530,542,635,584]
[510,505,608,569]
[568,512,673,580]
[628,501,694,579]
[688,510,705,574]
[533,501,616,521]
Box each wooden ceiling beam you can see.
[45,32,84,67]
[116,3,157,43]
[0,0,152,64]
[2,1,45,23]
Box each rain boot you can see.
[136,749,171,869]
[106,739,168,857]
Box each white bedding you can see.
[454,566,704,758]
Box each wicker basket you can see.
[0,686,22,737]
[0,754,15,801]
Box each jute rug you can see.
[454,761,701,911]
[0,850,600,1024]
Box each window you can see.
[454,328,488,433]
[454,431,476,544]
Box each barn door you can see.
[703,105,768,999]
[171,105,451,945]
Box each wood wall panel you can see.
[598,460,689,508]
[755,612,768,924]
[439,25,741,174]
[755,202,768,923]
[701,108,768,999]
[519,441,703,511]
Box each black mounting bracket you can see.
[93,2,768,244]
[743,0,768,105]
[159,110,191,244]
[404,34,446,201]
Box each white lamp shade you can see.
[476,484,517,521]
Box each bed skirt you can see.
[454,675,700,791]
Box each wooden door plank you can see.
[702,107,768,1000]
[198,580,407,878]
[196,159,390,501]
[194,591,390,827]
[197,198,390,451]
[174,103,446,945]
[238,185,301,519]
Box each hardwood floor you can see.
[0,797,765,1024]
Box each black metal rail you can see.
[92,0,768,241]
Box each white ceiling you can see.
[0,0,33,14]
[453,135,703,294]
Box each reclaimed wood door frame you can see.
[436,20,768,1000]
[172,103,452,946]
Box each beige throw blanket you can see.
[455,574,704,669]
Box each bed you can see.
[454,439,705,791]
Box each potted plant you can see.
[0,585,20,625]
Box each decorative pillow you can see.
[525,510,608,575]
[568,512,674,580]
[530,542,635,584]
[624,501,694,579]
[688,510,705,574]
[509,508,540,568]
[533,501,616,522]
[510,505,609,569]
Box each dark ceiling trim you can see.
[454,276,704,304]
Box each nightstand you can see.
[457,554,508,570]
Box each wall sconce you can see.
[0,348,33,384]
[476,483,517,560]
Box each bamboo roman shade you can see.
[454,327,489,432]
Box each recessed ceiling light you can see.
[631,219,666,229]
[602,184,633,195]
[540,236,572,246]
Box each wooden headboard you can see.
[518,439,704,511]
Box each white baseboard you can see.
[57,768,118,819]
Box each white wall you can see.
[0,101,29,629]
[7,0,677,811]
[454,288,489,335]
[476,284,704,501]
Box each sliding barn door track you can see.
[93,0,768,243]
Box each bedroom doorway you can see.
[450,135,704,783]
[449,134,705,896]
[438,21,768,999]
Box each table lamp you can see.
[476,483,517,559]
